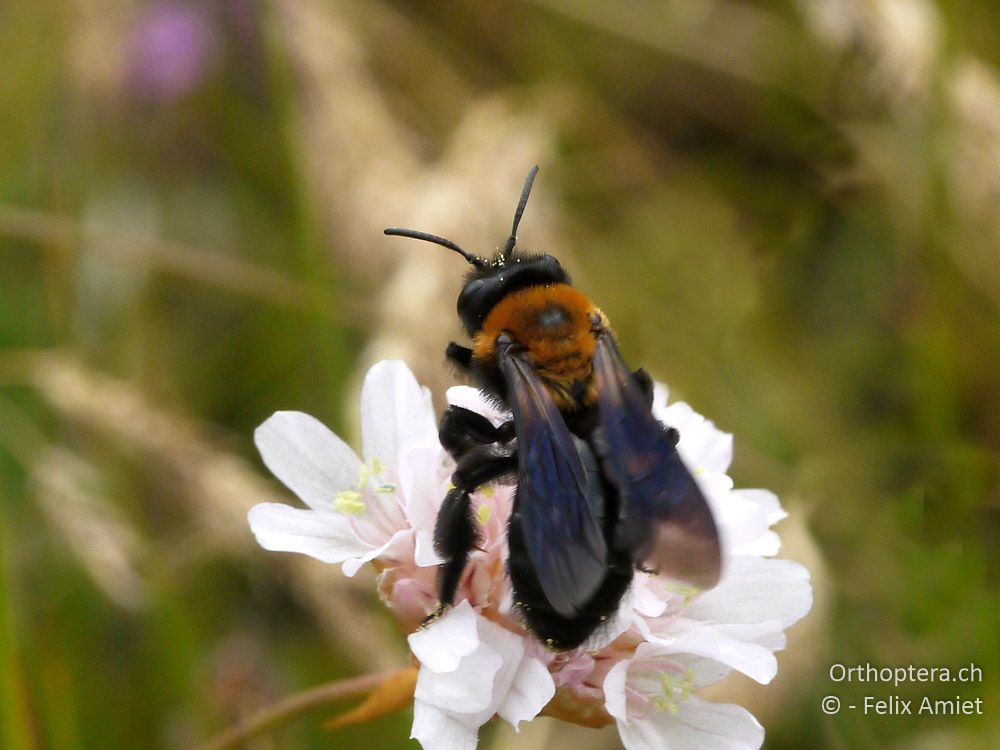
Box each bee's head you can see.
[384,165,570,336]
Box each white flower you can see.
[248,360,813,750]
[248,361,442,577]
[408,600,554,750]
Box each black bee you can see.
[384,166,721,649]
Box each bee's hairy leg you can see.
[445,342,474,373]
[628,369,679,446]
[429,444,517,618]
[439,405,515,460]
[429,486,478,620]
[631,367,654,408]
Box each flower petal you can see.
[408,601,552,748]
[659,626,779,685]
[687,557,812,629]
[399,446,447,567]
[707,485,773,557]
[341,528,412,577]
[410,700,479,750]
[254,411,361,512]
[409,600,484,674]
[730,530,781,557]
[248,503,411,577]
[247,503,368,564]
[725,489,786,556]
[733,489,786,526]
[618,695,764,750]
[603,657,630,722]
[415,649,504,715]
[361,360,438,467]
[497,652,555,730]
[657,401,733,474]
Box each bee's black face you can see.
[456,253,570,336]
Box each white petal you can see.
[497,654,555,730]
[254,411,361,512]
[411,700,479,750]
[408,600,483,673]
[732,489,786,526]
[712,621,787,654]
[413,528,444,567]
[399,446,447,567]
[651,381,670,412]
[603,658,630,722]
[247,503,368,565]
[618,695,763,750]
[727,490,785,556]
[708,486,772,556]
[632,575,670,618]
[661,626,778,685]
[361,360,438,467]
[610,641,735,697]
[658,401,733,474]
[341,528,412,577]
[731,531,781,557]
[687,557,812,629]
[409,600,549,742]
[415,648,504,715]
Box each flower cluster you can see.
[248,361,812,750]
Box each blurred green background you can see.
[1,0,998,748]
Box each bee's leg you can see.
[430,486,477,619]
[630,368,680,446]
[631,367,654,408]
[439,405,515,460]
[428,445,517,621]
[445,342,474,374]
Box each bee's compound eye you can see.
[458,279,485,307]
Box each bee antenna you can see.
[383,227,487,269]
[501,165,539,260]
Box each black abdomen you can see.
[507,498,634,650]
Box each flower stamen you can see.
[664,582,700,605]
[652,667,694,714]
[334,490,366,515]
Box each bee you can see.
[384,166,721,649]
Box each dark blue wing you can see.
[499,350,608,618]
[592,333,721,589]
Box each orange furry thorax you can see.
[473,284,601,392]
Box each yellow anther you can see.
[334,490,366,514]
[665,582,700,604]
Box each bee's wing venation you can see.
[591,333,722,590]
[499,351,608,618]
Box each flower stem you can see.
[197,668,409,750]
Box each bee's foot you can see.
[419,603,449,628]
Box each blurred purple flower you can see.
[127,2,217,102]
